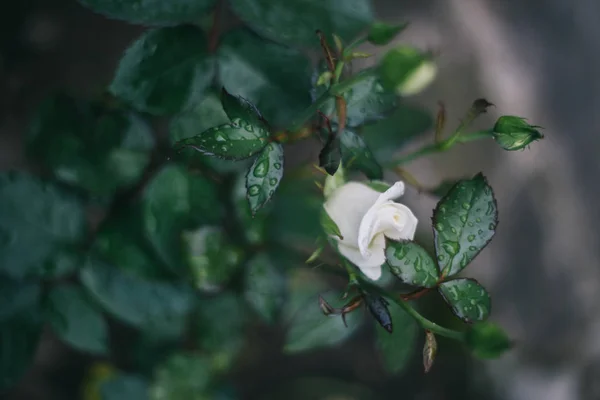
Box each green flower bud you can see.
[492,115,544,151]
[379,46,437,96]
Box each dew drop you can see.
[268,190,274,196]
[395,246,408,260]
[404,259,410,265]
[244,123,254,132]
[467,222,474,227]
[442,241,460,256]
[269,178,278,185]
[476,217,481,223]
[214,133,227,142]
[470,299,477,305]
[460,215,467,223]
[469,246,477,251]
[478,229,484,235]
[437,254,445,262]
[459,253,469,268]
[273,163,282,170]
[435,223,444,231]
[462,203,471,210]
[414,255,422,271]
[488,223,496,230]
[467,234,475,242]
[248,185,260,196]
[220,145,228,153]
[253,160,269,177]
[450,227,457,234]
[440,206,447,213]
[486,201,495,216]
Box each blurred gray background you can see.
[1,0,599,399]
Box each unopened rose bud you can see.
[363,293,392,333]
[492,115,544,151]
[423,330,437,373]
[379,46,437,96]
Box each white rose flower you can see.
[323,181,418,280]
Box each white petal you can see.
[380,203,419,241]
[357,182,406,256]
[323,182,380,247]
[337,233,386,275]
[361,265,383,280]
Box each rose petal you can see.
[337,233,386,273]
[324,182,380,247]
[358,182,406,256]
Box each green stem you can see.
[288,91,331,132]
[333,60,345,83]
[386,129,493,167]
[357,277,465,341]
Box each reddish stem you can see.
[208,0,223,53]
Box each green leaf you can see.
[427,178,465,199]
[245,142,284,214]
[0,172,86,279]
[100,374,149,400]
[232,173,267,245]
[46,284,108,354]
[150,354,211,400]
[433,173,498,277]
[375,299,418,374]
[175,121,269,160]
[314,73,397,128]
[142,165,221,272]
[0,313,43,391]
[110,26,214,115]
[438,278,491,323]
[229,0,373,47]
[92,207,168,279]
[385,241,439,288]
[80,259,194,337]
[28,94,155,197]
[78,0,216,25]
[465,322,512,359]
[283,270,362,353]
[244,253,287,324]
[221,88,269,131]
[340,130,382,180]
[0,278,41,322]
[217,29,311,127]
[319,135,342,176]
[183,226,244,293]
[268,179,322,246]
[320,207,343,239]
[361,104,433,162]
[367,21,408,45]
[194,293,246,372]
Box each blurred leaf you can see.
[465,322,512,359]
[246,142,284,214]
[217,29,311,127]
[47,284,108,355]
[318,135,342,176]
[427,178,464,199]
[82,362,118,400]
[221,88,269,130]
[263,377,377,400]
[385,241,439,288]
[183,226,244,293]
[92,207,168,279]
[268,179,322,246]
[150,354,211,400]
[228,0,373,47]
[438,278,491,323]
[361,104,433,162]
[80,259,194,338]
[340,130,382,180]
[194,293,246,372]
[320,207,342,239]
[78,0,216,25]
[142,165,221,273]
[244,253,287,324]
[375,299,418,374]
[110,26,214,115]
[314,73,397,128]
[0,312,43,391]
[0,172,86,279]
[367,21,408,45]
[284,270,363,353]
[433,173,498,277]
[28,94,154,197]
[0,277,41,322]
[232,173,267,245]
[100,374,149,400]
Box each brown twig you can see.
[316,30,336,73]
[400,287,433,301]
[208,0,223,53]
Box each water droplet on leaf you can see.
[467,234,475,242]
[462,203,471,210]
[253,160,269,177]
[442,241,460,256]
[248,185,260,196]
